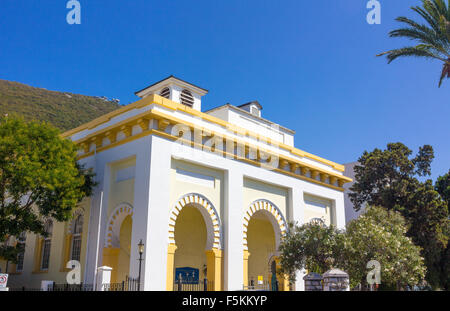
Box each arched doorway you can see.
[166,194,222,291]
[243,200,289,291]
[174,206,207,286]
[102,203,133,283]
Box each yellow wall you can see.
[247,215,276,284]
[243,178,288,218]
[116,215,132,283]
[304,194,335,226]
[170,159,223,221]
[4,198,91,288]
[108,157,136,216]
[174,206,207,279]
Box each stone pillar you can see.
[96,266,112,291]
[166,244,177,291]
[206,248,223,291]
[323,269,349,291]
[303,272,323,291]
[243,250,250,288]
[223,170,244,291]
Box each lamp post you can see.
[137,239,144,291]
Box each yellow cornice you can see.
[76,122,351,191]
[63,94,346,172]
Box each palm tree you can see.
[377,0,450,87]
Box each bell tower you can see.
[135,75,208,111]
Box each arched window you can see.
[160,87,170,99]
[41,220,53,270]
[16,232,27,272]
[70,215,83,261]
[180,89,194,107]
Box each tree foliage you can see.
[342,206,426,289]
[377,0,450,87]
[435,170,450,289]
[278,207,426,290]
[0,117,95,262]
[349,142,449,288]
[278,222,345,281]
[0,79,120,131]
[436,169,450,204]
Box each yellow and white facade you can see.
[2,76,351,291]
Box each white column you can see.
[291,186,305,291]
[334,193,346,230]
[129,136,171,290]
[83,156,110,285]
[83,190,102,284]
[223,169,244,291]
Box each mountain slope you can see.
[0,80,122,132]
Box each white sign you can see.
[0,274,8,288]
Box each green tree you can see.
[0,116,95,263]
[436,169,450,203]
[278,207,426,290]
[342,206,426,290]
[278,222,346,282]
[349,142,449,288]
[377,0,450,87]
[435,170,450,289]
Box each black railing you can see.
[9,276,138,292]
[175,278,214,291]
[102,276,139,291]
[52,283,94,291]
[9,286,43,291]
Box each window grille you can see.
[160,87,170,99]
[71,215,83,261]
[41,220,53,270]
[180,89,194,107]
[16,232,26,271]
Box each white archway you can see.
[243,199,287,251]
[168,193,222,250]
[105,203,134,248]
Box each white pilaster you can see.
[129,135,172,290]
[291,186,305,291]
[223,169,244,291]
[334,193,346,230]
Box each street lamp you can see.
[138,239,144,291]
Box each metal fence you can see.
[9,287,43,292]
[102,276,139,291]
[52,283,94,291]
[9,276,139,292]
[174,278,214,291]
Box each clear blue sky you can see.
[0,0,448,180]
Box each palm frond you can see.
[412,6,441,33]
[438,60,450,87]
[377,46,445,63]
[393,16,449,52]
[378,0,450,87]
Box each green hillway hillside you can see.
[0,79,122,132]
